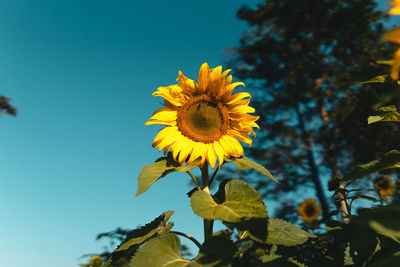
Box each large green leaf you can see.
[225,157,278,183]
[129,234,234,267]
[344,150,400,181]
[104,211,174,267]
[357,203,400,244]
[190,179,267,223]
[266,218,314,246]
[128,233,197,267]
[368,105,400,124]
[136,154,200,196]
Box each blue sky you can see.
[0,1,397,267]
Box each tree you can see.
[227,0,400,221]
[0,95,17,117]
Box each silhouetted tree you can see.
[0,96,17,117]
[227,0,400,220]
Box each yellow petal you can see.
[229,105,256,115]
[213,141,226,168]
[391,48,400,80]
[177,70,198,93]
[383,28,400,44]
[207,144,217,169]
[198,63,210,91]
[152,126,177,147]
[178,137,194,164]
[210,66,222,81]
[226,92,251,105]
[146,108,177,122]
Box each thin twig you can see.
[171,231,201,249]
[187,171,201,191]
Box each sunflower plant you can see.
[79,2,400,264]
[78,57,400,266]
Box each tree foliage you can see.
[227,0,400,220]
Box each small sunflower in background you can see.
[383,0,400,80]
[145,63,259,169]
[79,256,104,267]
[389,0,400,15]
[373,176,394,198]
[297,198,321,224]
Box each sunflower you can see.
[145,63,259,169]
[389,0,400,15]
[374,176,394,198]
[297,199,321,223]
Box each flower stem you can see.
[187,171,201,191]
[170,231,201,249]
[201,163,213,241]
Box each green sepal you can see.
[344,150,400,181]
[136,153,200,196]
[104,211,174,267]
[225,156,279,183]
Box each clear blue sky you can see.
[0,1,397,267]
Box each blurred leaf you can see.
[128,233,196,267]
[369,221,400,244]
[376,60,394,65]
[266,218,314,246]
[190,179,267,223]
[344,150,400,181]
[368,105,400,124]
[225,157,278,183]
[361,74,390,84]
[104,211,174,267]
[136,154,200,196]
[369,251,400,267]
[261,254,307,266]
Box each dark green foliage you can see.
[227,0,400,220]
[103,211,174,267]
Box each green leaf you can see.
[190,179,267,223]
[227,218,268,244]
[136,154,200,196]
[104,211,174,267]
[367,105,400,124]
[361,74,390,84]
[225,157,279,183]
[344,150,400,181]
[196,236,236,266]
[369,221,400,244]
[266,218,314,246]
[368,251,400,267]
[376,60,393,65]
[128,233,197,267]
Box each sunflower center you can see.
[305,204,315,217]
[177,94,228,143]
[379,180,389,189]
